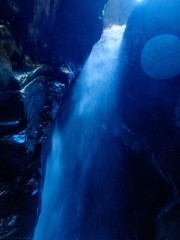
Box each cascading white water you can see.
[33,25,126,240]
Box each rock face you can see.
[0,0,107,67]
[0,64,69,239]
[34,0,108,65]
[118,0,180,238]
[0,0,107,238]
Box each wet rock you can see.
[118,0,180,238]
[23,76,47,151]
[0,214,18,239]
[0,88,25,141]
[0,64,70,238]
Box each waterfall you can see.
[33,25,128,240]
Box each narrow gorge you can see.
[0,0,179,239]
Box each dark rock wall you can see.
[118,0,180,239]
[0,0,107,67]
[35,0,108,66]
